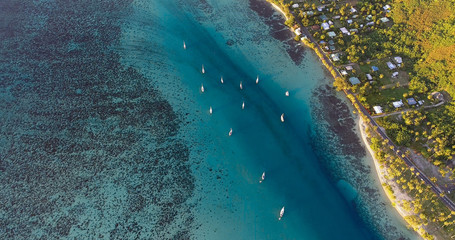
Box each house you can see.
[341,70,348,75]
[340,27,350,35]
[366,74,373,80]
[327,31,336,38]
[371,66,379,72]
[394,56,403,64]
[366,15,373,21]
[331,53,340,61]
[352,15,359,19]
[373,106,383,114]
[333,15,341,19]
[383,5,391,12]
[431,92,444,101]
[300,36,308,41]
[321,22,330,30]
[328,20,334,25]
[311,25,320,31]
[346,65,353,71]
[329,45,336,51]
[418,100,424,105]
[407,98,417,105]
[350,7,357,13]
[347,19,353,24]
[393,100,404,108]
[294,28,302,36]
[305,11,314,16]
[320,15,328,21]
[350,29,358,33]
[387,62,396,69]
[319,40,326,45]
[349,77,361,85]
[392,72,399,78]
[366,21,375,26]
[328,40,335,45]
[317,6,325,12]
[380,17,390,23]
[292,3,299,8]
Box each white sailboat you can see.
[221,76,224,84]
[201,84,205,93]
[281,113,285,122]
[242,101,245,109]
[278,206,285,220]
[285,91,289,97]
[209,106,212,115]
[240,81,243,90]
[228,128,233,136]
[256,76,259,84]
[259,172,265,183]
[183,41,186,49]
[202,64,205,74]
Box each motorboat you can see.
[256,76,259,84]
[242,101,245,109]
[240,81,243,90]
[202,64,205,74]
[209,106,212,115]
[229,128,233,136]
[285,91,289,97]
[201,84,204,93]
[221,76,224,84]
[183,41,186,49]
[281,113,285,122]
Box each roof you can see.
[380,17,389,23]
[366,74,373,80]
[371,66,379,71]
[294,28,302,36]
[387,62,396,69]
[320,15,328,21]
[327,31,336,37]
[373,106,383,114]
[346,65,353,71]
[349,77,361,85]
[292,3,299,8]
[393,100,404,108]
[350,7,357,13]
[392,72,399,78]
[333,15,341,19]
[407,98,417,105]
[329,46,336,51]
[340,27,350,35]
[331,53,340,61]
[341,70,348,75]
[431,92,444,101]
[347,19,353,24]
[394,56,402,64]
[321,22,330,30]
[328,40,335,45]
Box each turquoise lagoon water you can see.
[0,0,419,239]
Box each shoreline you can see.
[260,1,423,239]
[358,118,413,219]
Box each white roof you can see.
[327,31,336,37]
[346,65,353,71]
[347,19,353,24]
[380,17,389,23]
[366,21,375,26]
[294,28,302,36]
[350,8,357,13]
[394,56,403,64]
[331,53,340,61]
[292,3,299,8]
[387,62,396,69]
[383,5,391,10]
[321,22,330,30]
[373,106,383,114]
[393,100,404,108]
[392,72,399,77]
[366,74,373,80]
[328,20,333,25]
[341,70,348,75]
[340,27,349,34]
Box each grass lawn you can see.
[365,86,409,107]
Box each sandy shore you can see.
[358,118,421,233]
[269,2,288,20]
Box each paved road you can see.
[347,89,455,211]
[295,9,455,212]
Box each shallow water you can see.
[0,0,418,239]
